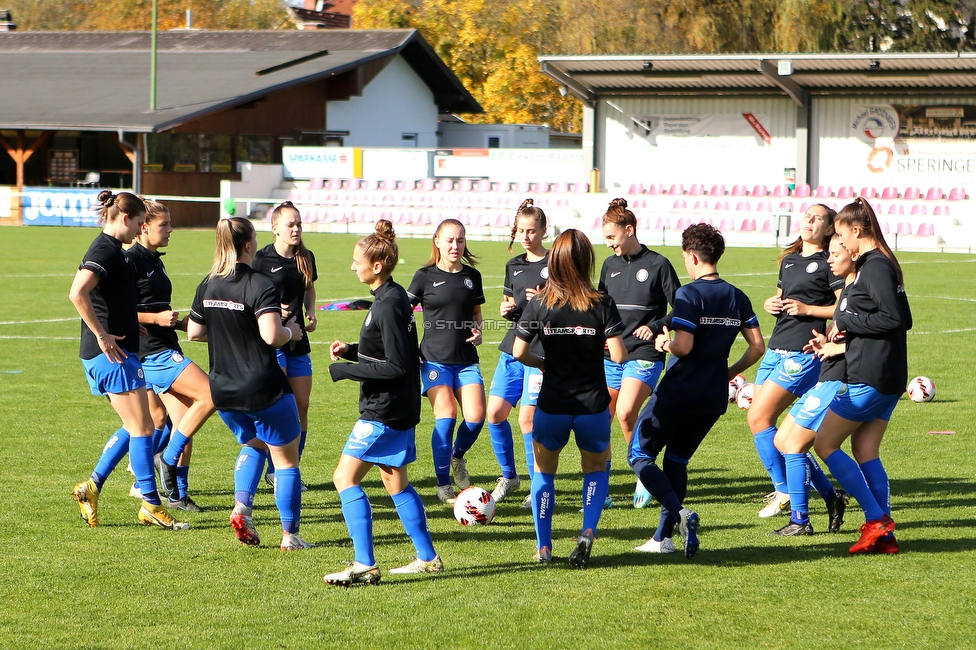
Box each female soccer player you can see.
[69,190,186,530]
[600,198,680,508]
[486,199,550,505]
[813,198,911,554]
[186,217,311,551]
[514,229,626,567]
[324,220,441,586]
[629,224,765,558]
[129,200,216,512]
[252,201,318,486]
[772,234,853,536]
[749,204,844,519]
[406,219,486,503]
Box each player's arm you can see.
[69,268,128,363]
[606,335,626,363]
[258,310,300,348]
[466,304,483,345]
[138,310,178,327]
[834,264,910,335]
[513,301,543,370]
[304,284,317,333]
[656,326,694,357]
[728,324,765,379]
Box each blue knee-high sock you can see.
[234,447,266,509]
[785,453,811,525]
[129,435,160,505]
[175,465,189,501]
[339,486,375,566]
[531,472,556,551]
[822,450,885,521]
[392,485,437,561]
[431,418,456,486]
[274,467,302,533]
[452,420,483,458]
[581,471,609,534]
[654,507,673,541]
[153,417,172,456]
[91,428,131,490]
[161,429,190,466]
[630,456,683,519]
[298,430,308,459]
[523,434,535,480]
[859,458,890,516]
[807,452,835,501]
[489,420,518,479]
[753,426,788,493]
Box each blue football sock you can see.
[531,472,556,551]
[823,449,885,521]
[807,452,835,501]
[489,420,518,479]
[522,433,535,480]
[153,417,172,456]
[654,507,675,541]
[431,418,456,486]
[130,435,160,505]
[753,426,787,493]
[91,428,130,491]
[452,420,483,458]
[234,446,266,509]
[274,467,302,533]
[161,430,190,466]
[581,471,609,534]
[175,465,189,501]
[392,485,437,562]
[859,458,890,516]
[339,486,375,567]
[298,430,308,459]
[784,453,811,524]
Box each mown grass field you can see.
[0,225,974,649]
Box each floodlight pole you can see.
[150,0,158,111]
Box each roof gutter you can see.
[540,60,596,108]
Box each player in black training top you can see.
[813,198,912,555]
[406,219,486,504]
[515,229,626,567]
[126,200,215,513]
[749,204,844,520]
[486,199,550,506]
[325,220,441,587]
[69,190,187,531]
[252,201,318,488]
[771,233,854,537]
[599,198,681,510]
[187,217,311,552]
[629,224,765,558]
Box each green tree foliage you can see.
[834,0,966,51]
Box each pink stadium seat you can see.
[731,184,748,197]
[491,212,510,228]
[668,183,685,196]
[647,183,665,195]
[344,178,361,191]
[533,181,550,194]
[836,186,855,199]
[879,221,890,234]
[364,179,380,191]
[713,200,730,211]
[735,201,751,211]
[698,217,713,226]
[916,222,935,237]
[888,204,904,215]
[511,181,529,194]
[556,197,570,207]
[590,216,604,230]
[719,218,735,232]
[454,212,470,225]
[309,178,324,190]
[933,204,950,216]
[631,198,647,209]
[636,216,650,230]
[628,183,645,194]
[739,219,757,232]
[772,184,790,198]
[756,201,772,212]
[793,184,811,198]
[896,222,912,236]
[924,187,944,201]
[902,187,921,200]
[553,182,570,193]
[454,179,471,192]
[672,200,688,210]
[881,187,899,199]
[674,217,692,231]
[303,208,319,223]
[948,187,967,200]
[414,211,432,225]
[474,179,491,192]
[859,187,877,199]
[814,186,833,198]
[709,184,726,196]
[653,217,671,230]
[871,202,883,216]
[693,200,708,211]
[911,204,927,216]
[326,178,343,191]
[759,220,773,233]
[394,211,411,225]
[752,184,769,197]
[689,184,705,196]
[418,178,435,192]
[437,179,454,192]
[494,181,511,193]
[380,180,397,191]
[778,201,794,212]
[790,219,801,234]
[572,182,589,193]
[399,180,416,192]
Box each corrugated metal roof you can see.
[0,30,481,131]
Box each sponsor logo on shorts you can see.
[636,269,649,282]
[806,262,819,274]
[636,360,655,370]
[171,353,184,364]
[803,395,822,411]
[783,359,803,375]
[352,420,374,440]
[203,299,244,311]
[464,278,474,289]
[837,383,848,395]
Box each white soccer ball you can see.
[907,376,936,403]
[729,374,748,403]
[453,486,496,526]
[735,383,755,410]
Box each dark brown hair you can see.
[602,197,637,230]
[778,203,836,264]
[358,220,399,274]
[681,223,725,265]
[836,197,904,285]
[96,190,145,226]
[537,229,602,311]
[426,218,477,267]
[271,201,315,289]
[509,198,548,253]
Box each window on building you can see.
[237,136,275,165]
[401,133,418,147]
[487,135,501,148]
[145,134,232,172]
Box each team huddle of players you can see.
[69,189,910,585]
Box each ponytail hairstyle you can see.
[358,220,399,275]
[538,229,602,311]
[271,201,315,289]
[143,199,170,225]
[209,217,255,279]
[509,198,548,253]
[836,197,904,285]
[602,197,637,230]
[778,203,836,264]
[426,218,478,267]
[96,190,145,226]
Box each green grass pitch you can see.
[0,225,974,649]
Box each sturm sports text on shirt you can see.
[252,243,318,357]
[769,250,844,351]
[407,264,486,365]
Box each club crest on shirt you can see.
[840,298,848,311]
[464,278,474,289]
[805,262,819,274]
[364,311,373,327]
[540,267,549,280]
[636,269,649,282]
